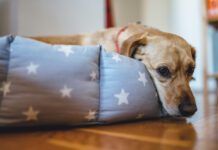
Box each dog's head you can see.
[121,29,197,117]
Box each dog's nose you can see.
[178,102,197,117]
[178,91,197,117]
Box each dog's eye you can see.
[187,66,195,76]
[156,66,171,78]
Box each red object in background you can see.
[208,0,218,20]
[105,0,114,28]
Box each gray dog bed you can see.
[0,35,163,127]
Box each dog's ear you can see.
[120,33,147,57]
[190,46,196,61]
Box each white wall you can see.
[0,0,105,36]
[0,0,9,35]
[140,0,171,32]
[0,0,17,35]
[169,0,209,91]
[112,0,171,31]
[112,0,141,26]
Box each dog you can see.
[32,23,197,117]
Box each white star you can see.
[136,113,145,119]
[114,89,129,105]
[0,81,11,96]
[22,106,39,121]
[26,62,39,75]
[56,45,74,57]
[85,110,97,121]
[138,72,147,86]
[112,54,121,62]
[90,71,97,81]
[60,85,73,98]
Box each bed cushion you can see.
[0,36,100,126]
[0,36,161,127]
[99,50,160,123]
[0,36,11,110]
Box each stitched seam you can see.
[96,45,102,123]
[0,35,14,106]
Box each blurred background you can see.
[0,0,217,94]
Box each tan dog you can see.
[33,23,197,117]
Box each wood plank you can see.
[0,93,217,150]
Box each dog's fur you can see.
[32,23,197,117]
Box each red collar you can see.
[115,26,128,53]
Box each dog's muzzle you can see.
[178,101,197,117]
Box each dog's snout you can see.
[179,103,197,117]
[178,93,197,117]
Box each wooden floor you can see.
[0,93,217,150]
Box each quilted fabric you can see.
[0,36,162,127]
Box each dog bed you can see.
[0,35,163,127]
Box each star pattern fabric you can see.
[0,36,161,126]
[26,62,39,75]
[114,89,129,105]
[90,71,97,81]
[136,113,145,119]
[99,49,160,123]
[55,45,74,57]
[112,54,121,62]
[0,81,11,96]
[138,71,147,86]
[60,85,73,98]
[22,106,40,121]
[85,110,97,121]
